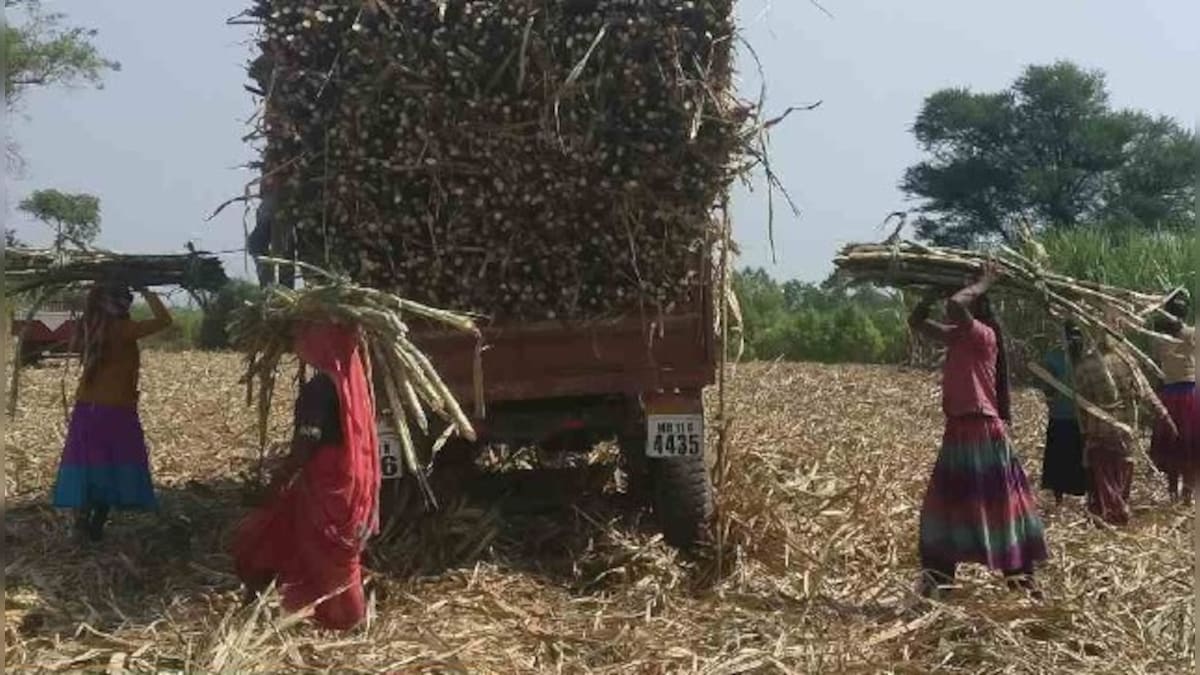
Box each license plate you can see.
[646,414,704,459]
[378,428,402,480]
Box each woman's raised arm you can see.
[125,288,174,340]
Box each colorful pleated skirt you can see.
[1085,438,1134,525]
[919,415,1048,571]
[1150,382,1200,480]
[52,402,158,510]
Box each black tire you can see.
[648,452,714,551]
[378,440,479,524]
[619,415,714,552]
[18,343,44,367]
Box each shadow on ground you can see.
[6,461,704,643]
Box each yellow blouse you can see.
[76,319,168,408]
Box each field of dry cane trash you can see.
[4,352,1195,673]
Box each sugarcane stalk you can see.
[6,246,227,293]
[374,342,434,503]
[1027,362,1133,438]
[400,375,430,435]
[397,335,476,441]
[388,341,449,415]
[245,1,747,322]
[389,393,430,504]
[837,238,1179,389]
[1024,278,1165,379]
[378,340,430,435]
[232,260,481,501]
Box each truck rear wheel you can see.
[649,450,714,551]
[620,396,714,552]
[18,342,45,367]
[376,439,479,543]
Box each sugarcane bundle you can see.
[6,247,228,295]
[244,0,756,321]
[833,239,1182,380]
[229,260,483,501]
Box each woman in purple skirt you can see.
[907,264,1048,598]
[1148,291,1197,503]
[52,284,172,541]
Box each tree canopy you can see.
[4,0,119,107]
[902,61,1197,246]
[4,0,119,171]
[732,268,908,363]
[17,188,101,249]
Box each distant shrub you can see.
[132,304,202,352]
[199,280,263,350]
[733,269,907,364]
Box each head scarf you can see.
[293,322,380,550]
[80,284,133,384]
[1167,291,1190,321]
[1064,320,1084,360]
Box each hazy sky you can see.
[7,1,1200,282]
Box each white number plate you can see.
[378,428,402,480]
[646,414,704,459]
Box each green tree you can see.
[782,280,836,313]
[903,61,1197,245]
[4,1,119,107]
[732,267,785,358]
[17,188,101,249]
[5,1,119,170]
[199,280,263,350]
[1102,113,1197,227]
[732,268,909,364]
[828,305,885,363]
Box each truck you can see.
[374,256,719,551]
[248,1,735,552]
[11,297,82,366]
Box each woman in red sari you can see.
[232,322,380,630]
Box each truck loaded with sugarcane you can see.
[241,0,760,550]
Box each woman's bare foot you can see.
[1005,574,1044,601]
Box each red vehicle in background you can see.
[11,295,84,366]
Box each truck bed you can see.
[414,311,716,406]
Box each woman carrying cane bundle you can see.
[52,284,173,542]
[907,264,1048,598]
[1148,291,1197,503]
[1039,322,1087,506]
[1074,326,1175,525]
[232,321,380,631]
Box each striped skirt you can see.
[1086,438,1133,525]
[919,416,1048,571]
[1150,382,1200,480]
[52,402,158,511]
